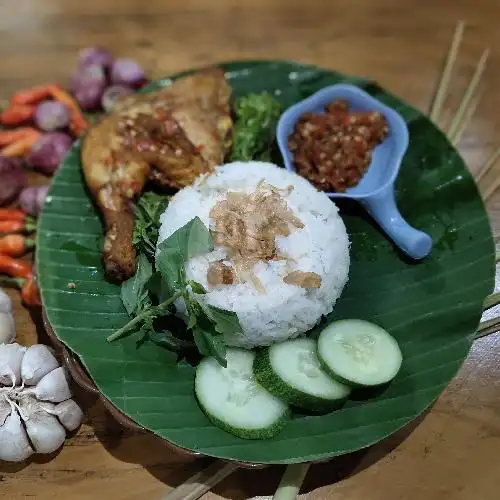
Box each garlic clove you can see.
[42,399,84,432]
[0,288,12,314]
[19,395,66,454]
[0,312,16,345]
[25,366,72,403]
[21,344,60,386]
[0,343,27,386]
[0,403,34,462]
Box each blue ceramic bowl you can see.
[276,84,432,260]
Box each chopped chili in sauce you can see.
[288,99,389,192]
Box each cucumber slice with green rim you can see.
[254,338,351,412]
[195,348,289,440]
[318,319,403,387]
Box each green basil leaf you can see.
[158,217,213,261]
[199,302,243,335]
[192,327,211,356]
[148,330,195,352]
[120,253,153,316]
[156,247,185,294]
[146,272,170,301]
[188,280,207,294]
[193,327,227,367]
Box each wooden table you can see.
[1,0,500,498]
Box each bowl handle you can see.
[360,186,432,260]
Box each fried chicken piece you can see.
[81,68,232,282]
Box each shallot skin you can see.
[0,156,26,206]
[19,185,49,217]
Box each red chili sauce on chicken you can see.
[288,99,389,192]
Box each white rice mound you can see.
[157,161,350,349]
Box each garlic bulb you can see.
[19,395,66,454]
[25,366,72,403]
[0,343,26,386]
[0,342,84,462]
[0,288,12,314]
[0,403,33,462]
[0,289,16,345]
[21,344,59,386]
[42,399,85,432]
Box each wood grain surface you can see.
[1,0,500,498]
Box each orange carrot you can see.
[0,255,33,278]
[0,104,36,126]
[0,234,35,257]
[0,219,37,234]
[0,127,39,147]
[0,209,26,221]
[11,85,54,106]
[47,84,89,136]
[1,130,42,157]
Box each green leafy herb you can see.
[111,217,242,367]
[156,246,185,295]
[230,92,281,162]
[147,330,195,351]
[199,302,243,335]
[145,271,170,301]
[188,280,207,294]
[156,216,213,260]
[132,192,170,259]
[193,327,227,367]
[109,288,183,342]
[120,253,153,315]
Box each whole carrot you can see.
[11,85,53,106]
[47,84,89,136]
[0,208,26,221]
[0,219,37,234]
[0,255,33,278]
[0,104,36,126]
[1,130,42,157]
[0,127,39,147]
[0,234,35,257]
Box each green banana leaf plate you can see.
[37,60,495,465]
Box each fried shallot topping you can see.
[207,261,235,286]
[208,184,320,291]
[209,184,303,262]
[283,271,322,289]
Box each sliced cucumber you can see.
[254,338,351,412]
[195,348,289,440]
[318,319,403,387]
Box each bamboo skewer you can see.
[447,48,490,140]
[475,145,500,183]
[483,174,500,202]
[451,94,480,146]
[429,21,465,122]
[162,462,239,500]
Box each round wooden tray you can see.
[42,308,265,469]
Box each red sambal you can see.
[288,100,389,192]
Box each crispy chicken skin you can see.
[81,68,232,282]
